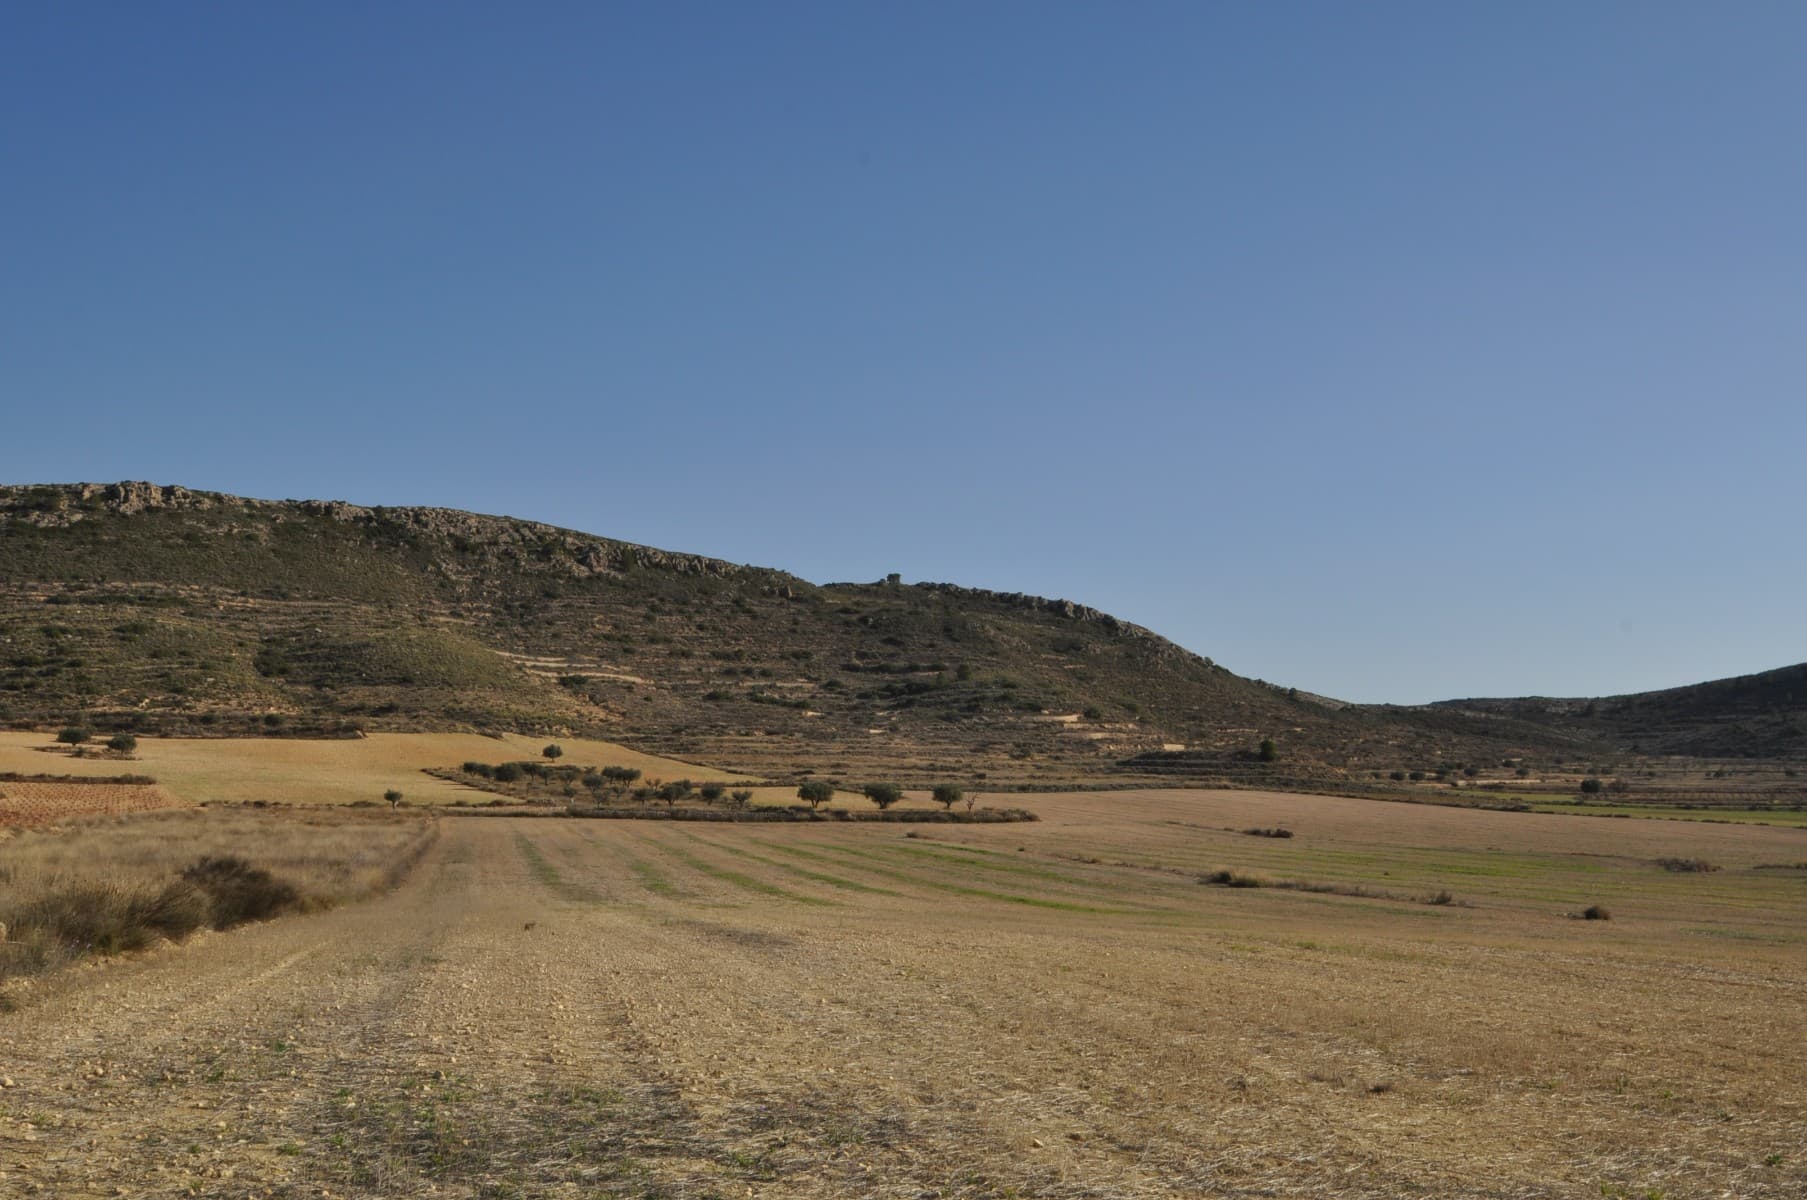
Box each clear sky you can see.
[3,3,1802,704]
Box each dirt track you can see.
[3,798,1805,1198]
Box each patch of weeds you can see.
[1200,868,1267,889]
[1654,858,1720,873]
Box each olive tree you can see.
[863,782,904,810]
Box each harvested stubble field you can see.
[1,787,1804,1198]
[0,730,733,807]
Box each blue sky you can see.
[3,3,1802,703]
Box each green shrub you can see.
[931,783,963,810]
[493,762,524,783]
[542,743,564,760]
[107,733,138,754]
[797,780,835,809]
[56,726,91,746]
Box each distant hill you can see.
[1430,663,1807,759]
[0,481,1712,785]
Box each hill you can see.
[1430,663,1807,759]
[0,481,1600,785]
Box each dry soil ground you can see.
[2,789,1804,1199]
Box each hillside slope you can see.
[2,482,1588,783]
[1432,663,1807,759]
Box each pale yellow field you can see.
[0,730,741,807]
[3,786,1804,1197]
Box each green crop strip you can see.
[638,837,835,906]
[676,832,900,896]
[754,841,1160,914]
[513,833,604,904]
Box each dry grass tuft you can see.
[0,807,434,998]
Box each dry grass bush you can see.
[1654,856,1720,872]
[0,807,434,996]
[1200,866,1463,906]
[180,856,302,925]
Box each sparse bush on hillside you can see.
[1580,777,1604,795]
[56,726,90,746]
[107,733,137,754]
[602,766,641,784]
[1258,738,1279,762]
[932,783,963,811]
[700,783,726,805]
[542,743,563,760]
[493,762,524,783]
[728,789,754,809]
[797,780,835,810]
[384,789,404,810]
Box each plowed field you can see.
[0,781,181,827]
